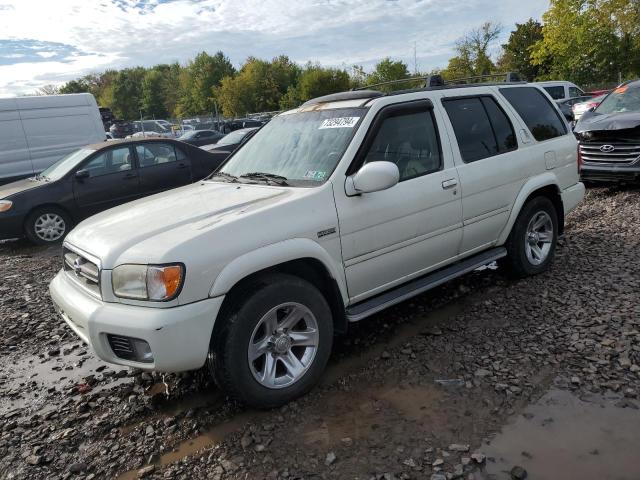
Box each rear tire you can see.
[502,196,558,278]
[24,207,72,245]
[207,273,333,409]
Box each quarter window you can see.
[568,86,583,98]
[500,87,568,141]
[443,96,516,163]
[136,143,178,168]
[83,147,132,177]
[362,109,442,181]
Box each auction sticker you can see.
[303,170,327,181]
[319,117,360,129]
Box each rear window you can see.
[543,86,565,100]
[500,87,567,141]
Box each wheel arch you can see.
[210,239,349,335]
[497,175,564,245]
[23,203,75,232]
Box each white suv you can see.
[50,82,585,408]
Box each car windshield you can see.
[38,148,95,181]
[217,129,251,146]
[215,108,366,186]
[595,84,640,114]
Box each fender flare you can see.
[496,173,562,245]
[208,238,349,304]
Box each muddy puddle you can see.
[480,388,640,480]
[0,342,132,415]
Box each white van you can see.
[533,81,585,101]
[0,93,105,184]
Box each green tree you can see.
[59,79,89,94]
[366,58,410,91]
[280,64,351,109]
[177,51,235,115]
[111,67,146,119]
[498,19,545,80]
[141,69,168,118]
[442,22,501,80]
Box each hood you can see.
[575,111,640,134]
[65,180,302,267]
[0,177,45,199]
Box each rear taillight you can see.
[577,144,582,173]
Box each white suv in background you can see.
[50,81,585,408]
[533,80,585,101]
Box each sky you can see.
[0,0,549,97]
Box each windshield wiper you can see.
[208,171,239,183]
[239,172,289,186]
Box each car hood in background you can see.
[0,178,46,199]
[575,111,640,133]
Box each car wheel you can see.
[502,196,558,278]
[25,207,72,245]
[207,273,333,408]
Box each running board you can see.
[345,247,507,322]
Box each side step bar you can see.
[345,247,507,322]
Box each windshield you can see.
[39,148,95,181]
[215,108,365,186]
[217,129,251,146]
[596,84,640,114]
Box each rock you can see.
[402,458,416,467]
[137,465,155,478]
[449,444,470,452]
[570,376,581,385]
[474,369,491,378]
[432,458,444,467]
[471,452,486,464]
[145,425,154,436]
[381,351,391,359]
[510,465,527,479]
[325,452,336,465]
[69,462,87,473]
[240,435,253,449]
[25,455,42,465]
[430,474,447,480]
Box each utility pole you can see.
[413,41,418,75]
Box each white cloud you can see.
[0,0,549,96]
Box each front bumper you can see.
[580,164,640,183]
[49,270,224,372]
[0,210,25,240]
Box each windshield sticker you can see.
[303,170,327,181]
[319,117,360,129]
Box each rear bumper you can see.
[561,182,585,215]
[49,270,224,372]
[580,165,640,183]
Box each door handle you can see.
[441,179,458,189]
[176,163,188,169]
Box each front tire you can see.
[502,196,558,278]
[207,273,333,408]
[24,207,72,245]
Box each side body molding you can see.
[496,172,562,245]
[208,238,349,304]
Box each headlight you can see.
[112,264,184,301]
[0,200,12,212]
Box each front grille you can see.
[580,143,640,165]
[107,335,136,360]
[62,246,101,298]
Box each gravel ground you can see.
[1,186,639,480]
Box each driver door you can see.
[333,100,463,303]
[73,146,140,218]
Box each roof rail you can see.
[354,72,522,92]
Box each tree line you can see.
[45,0,639,120]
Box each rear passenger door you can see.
[135,142,192,194]
[439,93,527,255]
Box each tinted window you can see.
[500,87,567,141]
[543,86,565,100]
[83,147,132,177]
[362,109,442,181]
[136,143,178,168]
[480,97,517,153]
[443,98,498,163]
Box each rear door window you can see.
[443,96,516,163]
[499,87,568,141]
[136,143,178,168]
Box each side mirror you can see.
[346,161,399,195]
[75,169,90,179]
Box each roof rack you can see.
[301,72,524,107]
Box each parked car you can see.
[178,129,225,146]
[0,93,105,185]
[109,120,135,139]
[0,138,226,244]
[50,82,584,408]
[575,79,640,183]
[557,96,593,122]
[132,121,175,138]
[534,81,585,101]
[572,93,608,122]
[200,127,258,159]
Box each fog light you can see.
[107,334,154,363]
